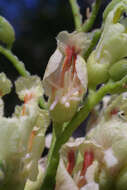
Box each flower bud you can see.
[43,31,88,123]
[0,75,50,190]
[109,58,127,81]
[0,16,15,48]
[87,1,127,88]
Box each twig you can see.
[69,0,82,31]
[82,0,102,32]
[84,29,102,60]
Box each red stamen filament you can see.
[28,130,36,152]
[80,151,94,176]
[78,151,94,188]
[61,46,77,87]
[66,150,75,175]
[22,93,33,115]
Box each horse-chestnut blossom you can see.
[43,31,88,123]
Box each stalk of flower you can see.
[87,0,127,88]
[43,31,88,123]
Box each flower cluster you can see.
[1,0,127,190]
[0,74,50,190]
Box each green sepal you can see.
[49,99,79,123]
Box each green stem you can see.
[84,29,102,60]
[82,0,102,32]
[41,123,63,190]
[69,0,82,31]
[0,46,29,77]
[41,75,127,190]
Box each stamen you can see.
[50,99,58,110]
[61,46,73,87]
[66,150,75,175]
[24,93,33,103]
[28,130,36,152]
[72,53,77,76]
[80,151,94,176]
[60,46,77,87]
[22,93,33,115]
[77,151,94,187]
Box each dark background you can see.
[0,0,110,136]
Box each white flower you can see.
[43,31,88,123]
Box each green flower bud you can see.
[87,51,109,88]
[43,31,88,123]
[109,59,127,81]
[0,16,15,48]
[87,1,127,88]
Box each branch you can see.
[0,46,29,77]
[84,29,102,60]
[82,0,102,32]
[69,0,82,31]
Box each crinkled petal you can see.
[57,31,90,55]
[79,140,104,162]
[15,75,43,101]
